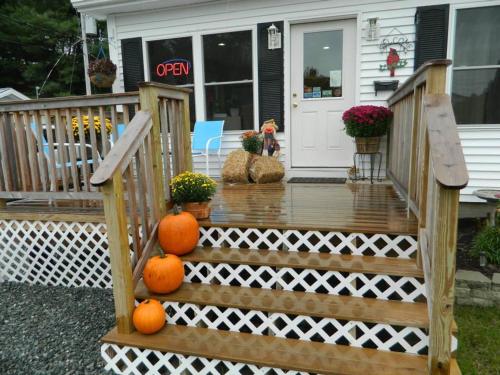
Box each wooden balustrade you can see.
[387,60,468,375]
[89,82,192,334]
[0,82,192,208]
[0,93,139,201]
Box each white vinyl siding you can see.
[458,125,500,202]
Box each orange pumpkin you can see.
[143,254,184,294]
[158,208,199,255]
[133,299,166,334]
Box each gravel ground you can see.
[0,282,115,375]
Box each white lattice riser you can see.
[184,262,426,302]
[200,227,417,258]
[102,343,308,375]
[0,220,113,288]
[158,301,430,355]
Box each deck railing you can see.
[387,60,468,375]
[0,93,140,201]
[90,82,192,333]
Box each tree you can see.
[0,0,86,98]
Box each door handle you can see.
[293,102,298,108]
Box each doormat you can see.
[287,177,346,184]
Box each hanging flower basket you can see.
[89,72,116,88]
[88,58,117,88]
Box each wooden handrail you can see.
[90,110,152,186]
[387,61,468,374]
[0,92,139,112]
[424,95,468,189]
[89,82,192,335]
[387,59,451,106]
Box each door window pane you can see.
[454,6,500,67]
[452,68,500,124]
[203,31,253,83]
[303,30,343,99]
[148,37,195,129]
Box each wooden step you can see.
[182,246,424,277]
[102,324,429,375]
[136,281,429,328]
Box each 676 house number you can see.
[156,59,191,78]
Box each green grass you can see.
[455,305,500,374]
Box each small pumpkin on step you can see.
[133,299,165,334]
[143,252,184,294]
[158,205,199,256]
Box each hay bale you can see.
[249,156,285,184]
[222,150,252,183]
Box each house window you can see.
[203,31,254,130]
[451,6,500,124]
[147,37,196,128]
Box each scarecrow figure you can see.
[268,138,281,158]
[260,119,279,156]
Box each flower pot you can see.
[182,201,211,219]
[355,136,381,154]
[89,73,116,88]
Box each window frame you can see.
[201,29,256,131]
[446,2,500,127]
[143,25,259,133]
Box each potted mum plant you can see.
[71,115,113,155]
[241,130,263,155]
[170,171,217,219]
[342,105,393,153]
[88,58,117,88]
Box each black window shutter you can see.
[257,22,284,131]
[414,5,449,70]
[121,37,144,92]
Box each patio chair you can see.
[30,123,101,170]
[191,120,224,176]
[109,123,126,147]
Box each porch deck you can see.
[201,182,417,235]
[0,182,417,236]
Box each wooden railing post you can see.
[139,83,166,218]
[180,92,193,173]
[101,171,135,334]
[428,185,460,374]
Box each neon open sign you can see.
[156,58,191,78]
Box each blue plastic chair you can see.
[191,120,224,176]
[109,123,126,147]
[30,123,101,168]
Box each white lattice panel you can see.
[102,344,308,375]
[200,227,417,258]
[0,220,113,288]
[184,262,426,302]
[161,302,428,354]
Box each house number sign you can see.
[156,58,191,78]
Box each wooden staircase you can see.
[101,227,459,374]
[91,62,467,374]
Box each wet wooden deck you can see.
[200,182,418,235]
[0,182,417,235]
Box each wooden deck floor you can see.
[1,182,417,235]
[199,182,417,235]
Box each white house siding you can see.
[458,125,500,202]
[102,0,498,200]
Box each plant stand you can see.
[351,152,382,184]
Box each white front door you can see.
[291,19,356,168]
